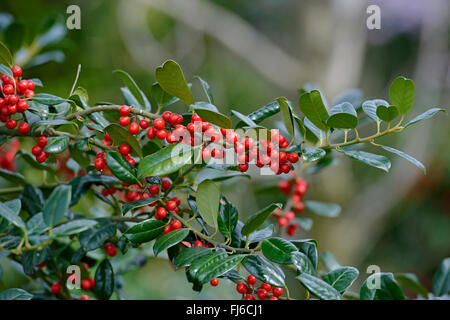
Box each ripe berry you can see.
[3,84,14,95]
[37,261,46,268]
[163,225,172,234]
[11,66,22,78]
[171,219,181,230]
[105,244,117,257]
[80,295,90,300]
[257,289,268,300]
[201,147,211,161]
[149,184,160,195]
[38,136,48,147]
[243,294,255,300]
[119,144,130,155]
[129,122,139,135]
[89,277,95,288]
[18,122,30,134]
[272,287,283,297]
[166,200,177,211]
[94,158,105,171]
[285,211,295,221]
[156,129,167,140]
[81,279,92,290]
[166,132,177,144]
[236,283,248,294]
[293,202,305,213]
[51,283,62,295]
[119,116,131,126]
[238,163,249,172]
[278,180,291,195]
[27,80,35,90]
[17,100,28,113]
[210,278,219,287]
[247,275,257,285]
[24,90,34,99]
[18,80,28,92]
[36,152,47,163]
[161,178,171,190]
[147,127,156,139]
[6,119,17,129]
[268,297,278,300]
[139,119,150,129]
[288,153,299,163]
[155,207,167,220]
[120,105,130,116]
[162,111,172,122]
[153,118,165,130]
[193,240,203,247]
[261,283,272,291]
[286,223,298,236]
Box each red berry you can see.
[120,105,130,116]
[147,127,156,139]
[268,296,278,300]
[162,111,172,122]
[38,136,48,147]
[11,66,22,78]
[155,207,167,220]
[163,225,172,234]
[80,295,90,300]
[106,246,117,257]
[3,84,14,95]
[18,122,30,134]
[129,122,139,135]
[139,119,150,129]
[36,152,47,163]
[285,211,295,221]
[149,184,160,195]
[193,240,203,247]
[119,116,131,126]
[94,158,105,171]
[257,289,268,300]
[89,277,95,288]
[261,283,272,291]
[81,279,92,290]
[161,178,171,190]
[51,283,62,295]
[286,223,298,236]
[166,200,177,211]
[17,100,28,113]
[210,278,219,286]
[37,261,46,268]
[156,129,167,140]
[278,180,291,195]
[236,283,248,294]
[293,202,305,213]
[119,144,130,155]
[27,80,35,90]
[272,287,283,297]
[238,163,249,172]
[247,275,257,285]
[24,90,34,99]
[201,147,211,161]
[5,119,17,129]
[243,294,255,300]
[288,153,299,163]
[18,80,28,92]
[8,104,17,114]
[153,118,165,130]
[171,219,181,229]
[166,132,177,144]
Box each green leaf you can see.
[43,185,71,227]
[380,145,426,174]
[389,76,415,114]
[343,150,391,172]
[247,224,274,243]
[79,220,116,251]
[188,251,227,283]
[0,200,25,229]
[52,219,98,237]
[262,237,298,264]
[32,119,75,128]
[189,102,232,128]
[332,89,363,109]
[362,99,388,122]
[0,168,25,185]
[323,266,359,293]
[43,136,70,154]
[26,213,48,236]
[153,228,189,257]
[299,90,329,131]
[432,257,450,297]
[305,200,341,218]
[208,172,251,182]
[376,105,399,122]
[0,288,33,300]
[231,110,258,128]
[155,60,194,105]
[0,64,13,78]
[217,197,238,239]
[277,97,295,144]
[106,151,139,185]
[297,273,342,300]
[0,41,13,67]
[20,184,45,216]
[404,108,446,127]
[124,219,165,244]
[113,69,150,110]
[137,143,192,179]
[194,254,245,284]
[326,102,358,129]
[121,197,159,215]
[173,246,212,270]
[105,124,143,159]
[360,272,406,300]
[196,180,221,229]
[395,273,428,299]
[291,251,315,275]
[94,259,115,300]
[295,217,313,231]
[151,82,179,108]
[68,173,119,206]
[291,239,318,269]
[241,255,285,287]
[320,252,341,272]
[302,148,326,162]
[246,101,280,124]
[32,93,66,106]
[241,203,282,237]
[195,76,214,104]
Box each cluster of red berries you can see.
[233,275,283,300]
[274,174,309,236]
[0,138,20,171]
[118,105,155,136]
[146,111,184,143]
[50,262,93,300]
[104,242,117,257]
[1,66,34,134]
[155,196,180,219]
[31,136,50,163]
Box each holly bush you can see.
[0,40,447,301]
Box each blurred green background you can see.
[0,0,448,299]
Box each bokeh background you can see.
[0,0,449,299]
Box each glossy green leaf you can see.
[68,173,119,206]
[327,102,358,129]
[262,237,298,264]
[33,93,66,105]
[113,69,150,110]
[124,219,165,244]
[137,143,192,179]
[95,259,115,300]
[208,172,251,182]
[0,41,13,67]
[343,150,391,172]
[404,108,446,127]
[121,197,159,215]
[43,185,71,227]
[291,251,315,275]
[20,184,45,216]
[432,257,450,297]
[153,228,189,257]
[376,105,399,122]
[105,124,143,158]
[291,239,318,269]
[277,97,295,144]
[0,64,13,78]
[218,197,238,239]
[151,82,179,107]
[0,288,33,300]
[195,76,214,104]
[241,203,282,237]
[0,200,25,229]
[106,151,140,185]
[195,254,245,284]
[196,180,221,229]
[242,255,285,287]
[155,60,194,105]
[173,247,212,270]
[395,273,428,299]
[299,90,329,131]
[190,102,232,129]
[79,220,116,251]
[380,145,426,174]
[189,252,227,282]
[43,136,70,154]
[323,266,359,293]
[362,99,388,122]
[295,216,313,231]
[52,219,98,237]
[302,148,326,162]
[246,101,280,123]
[0,168,25,185]
[247,224,274,243]
[297,273,342,300]
[305,200,341,218]
[360,272,406,300]
[26,213,48,236]
[231,110,258,128]
[320,252,341,272]
[389,76,415,114]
